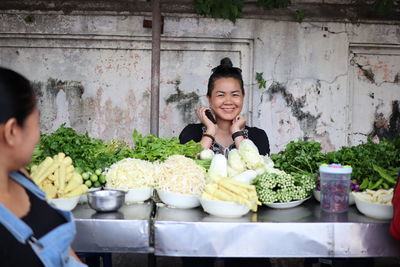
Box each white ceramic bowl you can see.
[157,190,200,209]
[125,187,153,204]
[200,198,250,218]
[313,189,355,205]
[265,197,311,209]
[353,194,393,220]
[48,196,80,211]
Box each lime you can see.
[90,174,98,182]
[99,174,106,184]
[95,169,103,176]
[82,172,90,180]
[85,180,92,188]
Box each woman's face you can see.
[208,77,244,122]
[16,109,40,167]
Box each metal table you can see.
[72,202,154,253]
[154,199,400,258]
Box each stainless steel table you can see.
[154,199,400,257]
[72,202,153,253]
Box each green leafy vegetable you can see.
[131,130,202,162]
[30,124,136,171]
[270,140,325,175]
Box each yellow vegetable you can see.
[35,154,68,185]
[53,168,59,187]
[203,177,260,212]
[58,163,67,195]
[30,165,38,175]
[43,183,57,199]
[31,156,53,183]
[64,173,83,194]
[66,165,75,175]
[63,184,88,198]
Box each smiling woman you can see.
[179,57,270,157]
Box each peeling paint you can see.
[165,80,200,123]
[265,81,322,138]
[369,100,400,140]
[356,63,375,83]
[32,78,87,133]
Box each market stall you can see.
[72,202,153,254]
[154,200,400,257]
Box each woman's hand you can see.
[197,107,217,135]
[230,115,246,134]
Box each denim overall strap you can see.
[2,172,86,266]
[0,172,44,244]
[0,204,34,244]
[9,171,47,200]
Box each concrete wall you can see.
[0,9,399,153]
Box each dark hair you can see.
[207,57,244,97]
[0,67,36,126]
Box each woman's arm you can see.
[230,115,246,149]
[70,248,84,263]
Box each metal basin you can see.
[87,189,126,212]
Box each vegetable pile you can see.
[352,189,393,205]
[271,138,400,191]
[254,169,315,204]
[105,158,155,190]
[202,177,260,212]
[30,124,136,173]
[31,153,88,199]
[131,130,203,162]
[154,155,207,196]
[325,139,400,190]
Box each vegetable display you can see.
[271,138,400,191]
[31,153,88,199]
[154,155,207,196]
[202,177,260,212]
[131,130,203,162]
[30,124,136,173]
[352,189,393,205]
[270,140,325,175]
[105,158,155,190]
[254,169,315,204]
[325,139,400,189]
[207,139,273,183]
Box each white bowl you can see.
[314,189,355,205]
[157,190,200,209]
[200,198,250,218]
[265,197,311,209]
[353,194,393,220]
[48,196,80,211]
[125,187,153,204]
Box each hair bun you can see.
[220,57,233,68]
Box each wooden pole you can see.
[150,0,161,136]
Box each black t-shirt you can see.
[179,123,270,155]
[0,178,66,267]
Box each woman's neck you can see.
[216,119,232,133]
[0,165,11,193]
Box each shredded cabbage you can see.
[155,155,206,196]
[105,158,154,190]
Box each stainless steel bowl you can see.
[87,189,126,212]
